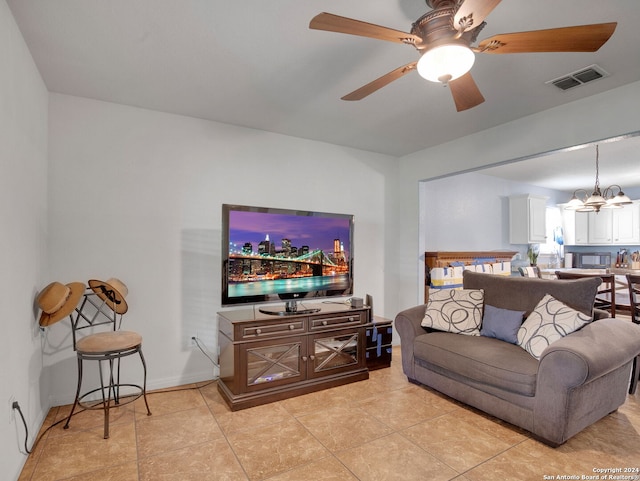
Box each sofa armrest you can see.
[534,318,640,444]
[539,318,640,384]
[394,304,427,380]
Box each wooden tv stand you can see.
[217,303,370,411]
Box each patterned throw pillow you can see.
[517,294,591,359]
[422,289,484,336]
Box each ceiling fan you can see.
[309,0,616,111]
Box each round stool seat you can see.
[76,330,142,354]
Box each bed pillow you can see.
[480,305,525,344]
[517,294,591,359]
[422,289,484,336]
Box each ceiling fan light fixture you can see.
[416,43,475,83]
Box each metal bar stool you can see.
[63,278,151,438]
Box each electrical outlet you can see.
[8,395,16,424]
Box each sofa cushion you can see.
[413,332,538,396]
[462,270,600,317]
[422,288,484,336]
[480,305,525,344]
[517,294,591,359]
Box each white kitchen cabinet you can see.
[509,194,548,244]
[612,201,640,244]
[588,208,613,244]
[564,201,640,245]
[560,206,576,245]
[561,207,589,245]
[574,211,589,245]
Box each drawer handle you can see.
[289,324,295,330]
[255,328,262,335]
[309,355,315,361]
[302,356,308,362]
[349,317,355,322]
[322,320,328,326]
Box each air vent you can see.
[546,64,610,91]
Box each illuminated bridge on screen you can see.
[227,249,349,283]
[229,249,340,267]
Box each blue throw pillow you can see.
[480,305,525,344]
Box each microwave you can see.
[573,252,612,269]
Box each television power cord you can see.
[191,336,219,368]
[11,401,91,455]
[13,374,220,456]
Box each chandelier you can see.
[564,145,632,213]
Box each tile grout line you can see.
[197,381,252,481]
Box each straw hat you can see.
[88,278,129,314]
[37,281,86,327]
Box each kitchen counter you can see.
[610,267,640,275]
[541,267,640,276]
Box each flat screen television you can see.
[221,204,354,315]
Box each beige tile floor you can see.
[17,346,640,481]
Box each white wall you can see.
[421,171,566,252]
[46,93,396,405]
[395,81,640,311]
[0,1,49,478]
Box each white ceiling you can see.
[478,133,640,193]
[7,0,640,187]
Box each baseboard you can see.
[48,369,218,407]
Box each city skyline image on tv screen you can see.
[224,207,353,303]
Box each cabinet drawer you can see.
[310,311,365,330]
[241,320,305,340]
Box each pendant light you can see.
[564,145,632,213]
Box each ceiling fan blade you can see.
[454,0,502,32]
[448,73,485,112]
[477,23,617,53]
[310,12,421,45]
[342,62,417,101]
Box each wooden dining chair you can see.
[518,266,542,278]
[628,274,640,324]
[554,271,616,318]
[626,274,640,394]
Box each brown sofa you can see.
[395,270,640,446]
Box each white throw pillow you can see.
[422,288,484,336]
[517,294,591,359]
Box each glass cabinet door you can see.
[309,329,363,378]
[245,339,304,390]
